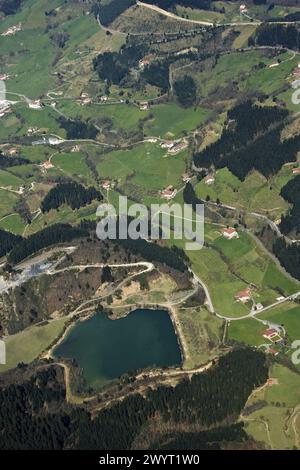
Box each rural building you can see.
[161,186,177,200]
[168,142,188,154]
[1,23,22,37]
[239,4,248,13]
[268,348,279,357]
[7,147,18,155]
[292,167,300,174]
[101,180,111,190]
[100,95,108,102]
[28,100,42,110]
[205,175,215,185]
[41,160,54,170]
[181,173,191,183]
[223,227,239,239]
[139,102,150,111]
[161,140,175,149]
[235,289,251,303]
[255,303,264,311]
[263,328,280,341]
[81,98,91,106]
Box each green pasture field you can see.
[0,213,26,235]
[244,363,300,449]
[0,318,67,373]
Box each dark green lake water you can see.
[54,309,182,389]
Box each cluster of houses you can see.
[1,23,22,37]
[160,140,188,155]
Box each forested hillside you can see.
[194,101,300,180]
[41,182,103,212]
[0,348,268,450]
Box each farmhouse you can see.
[81,98,91,106]
[268,348,279,357]
[100,95,108,103]
[7,147,18,156]
[139,102,150,111]
[263,328,280,341]
[101,180,111,190]
[161,186,177,200]
[292,167,300,175]
[223,227,239,239]
[181,173,191,183]
[29,100,42,110]
[205,175,215,185]
[168,141,188,154]
[235,289,251,303]
[161,140,175,149]
[239,4,248,13]
[1,23,22,37]
[0,73,9,81]
[41,160,54,170]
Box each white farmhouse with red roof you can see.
[235,289,251,303]
[223,227,239,240]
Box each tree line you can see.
[41,182,103,213]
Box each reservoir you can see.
[53,309,182,389]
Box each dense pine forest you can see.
[273,238,300,281]
[0,0,22,15]
[58,117,98,140]
[0,348,268,450]
[193,101,300,180]
[41,182,103,212]
[0,153,29,169]
[253,24,300,50]
[174,75,197,108]
[280,175,300,235]
[0,229,23,258]
[92,0,136,26]
[93,45,147,85]
[7,223,88,264]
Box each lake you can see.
[53,308,182,389]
